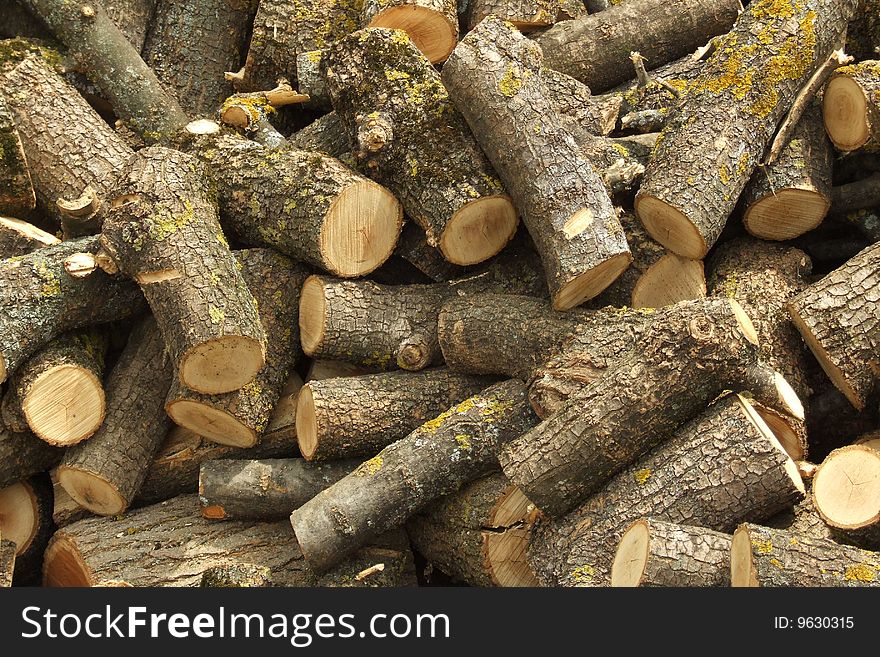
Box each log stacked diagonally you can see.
[0,0,877,588]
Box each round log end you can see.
[730,524,759,587]
[298,276,327,356]
[813,445,880,530]
[737,394,805,497]
[485,485,540,587]
[743,188,829,241]
[56,466,128,517]
[610,518,650,587]
[0,481,38,555]
[631,254,706,309]
[552,252,632,311]
[320,180,403,278]
[165,399,258,448]
[439,195,519,266]
[178,336,265,395]
[823,76,870,152]
[635,194,708,259]
[22,364,106,446]
[295,384,319,460]
[43,533,95,587]
[368,11,458,64]
[220,105,252,129]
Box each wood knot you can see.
[688,316,715,341]
[397,339,431,370]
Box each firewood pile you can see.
[0,0,879,588]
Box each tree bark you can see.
[406,471,540,586]
[362,0,458,63]
[731,523,880,587]
[610,518,732,587]
[200,563,272,587]
[288,111,354,160]
[443,17,630,310]
[824,60,880,151]
[500,298,761,516]
[0,92,35,215]
[636,0,858,259]
[812,445,880,548]
[0,473,53,585]
[261,372,303,446]
[464,0,558,32]
[297,368,496,460]
[57,316,173,516]
[0,429,62,490]
[847,0,880,61]
[102,0,157,52]
[290,379,539,571]
[534,0,740,93]
[0,537,14,587]
[527,394,805,586]
[765,484,834,541]
[325,28,517,267]
[198,458,359,520]
[0,217,59,257]
[165,249,307,448]
[296,51,332,112]
[788,241,880,411]
[100,146,266,395]
[43,494,418,587]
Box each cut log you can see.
[362,0,458,64]
[406,472,540,587]
[464,0,557,32]
[0,217,59,256]
[57,317,173,516]
[2,330,108,446]
[0,535,14,587]
[288,112,354,161]
[143,0,256,117]
[262,372,303,444]
[788,241,880,410]
[299,248,546,371]
[0,92,35,215]
[101,147,265,395]
[219,85,305,149]
[742,105,832,240]
[198,458,358,520]
[824,60,880,151]
[297,368,495,460]
[832,174,880,219]
[305,360,379,381]
[0,474,52,585]
[636,0,858,259]
[189,132,401,277]
[443,18,630,309]
[290,379,539,571]
[611,518,732,587]
[527,393,805,586]
[102,0,157,52]
[812,445,880,547]
[731,523,880,587]
[0,235,146,384]
[44,494,418,587]
[534,0,740,93]
[0,429,62,490]
[51,471,90,529]
[500,298,762,517]
[751,401,808,463]
[23,0,188,141]
[325,29,517,267]
[395,222,472,283]
[165,249,307,447]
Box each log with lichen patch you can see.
[362,0,459,64]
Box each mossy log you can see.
[198,458,358,521]
[0,535,14,587]
[296,368,495,460]
[291,379,539,571]
[0,92,35,216]
[534,0,740,93]
[742,105,832,240]
[611,518,732,587]
[731,523,880,587]
[299,248,546,371]
[406,472,540,587]
[636,0,858,259]
[500,299,763,517]
[0,217,59,257]
[0,429,62,490]
[788,241,880,411]
[288,112,354,161]
[824,60,880,151]
[102,0,157,52]
[166,250,307,448]
[812,445,880,548]
[0,235,146,385]
[218,85,305,148]
[43,494,418,587]
[23,0,188,141]
[362,0,458,64]
[443,18,630,310]
[100,146,265,395]
[58,317,173,516]
[190,132,401,278]
[325,29,517,267]
[143,0,256,117]
[527,394,805,586]
[0,473,53,585]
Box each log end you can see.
[484,485,540,587]
[753,404,807,462]
[729,524,759,587]
[635,194,708,260]
[743,188,829,241]
[43,533,95,587]
[610,518,650,587]
[813,445,880,530]
[166,400,258,448]
[298,276,327,356]
[440,195,518,266]
[295,384,319,460]
[179,336,266,395]
[367,11,458,64]
[631,254,706,309]
[0,481,39,555]
[22,364,106,447]
[552,252,632,311]
[823,75,870,152]
[56,466,128,517]
[320,180,403,278]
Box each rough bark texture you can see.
[299,368,495,460]
[288,111,354,161]
[848,0,880,61]
[824,61,880,150]
[733,523,880,587]
[100,147,265,395]
[0,429,62,490]
[58,317,173,515]
[443,18,630,310]
[23,0,188,141]
[103,0,157,52]
[325,29,515,265]
[200,563,272,587]
[395,222,471,282]
[788,241,880,410]
[0,92,35,215]
[44,494,418,587]
[291,379,539,571]
[0,217,59,258]
[296,51,332,112]
[636,0,858,259]
[0,537,14,587]
[528,394,804,586]
[0,235,146,384]
[143,0,256,117]
[464,0,558,32]
[363,0,458,63]
[534,0,740,93]
[500,298,760,516]
[198,458,358,520]
[165,249,307,447]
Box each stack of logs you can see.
[0,0,878,588]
